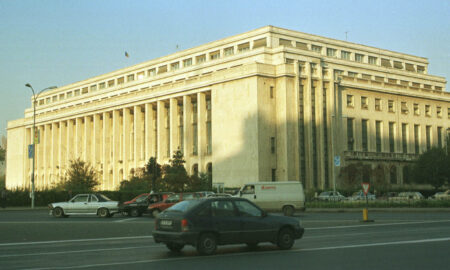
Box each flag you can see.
[125,51,129,58]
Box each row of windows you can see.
[347,118,446,153]
[280,37,426,73]
[346,94,450,118]
[37,37,269,106]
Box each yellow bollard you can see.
[362,208,368,221]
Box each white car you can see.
[430,190,450,200]
[348,191,376,201]
[390,192,424,201]
[316,191,346,201]
[49,193,119,218]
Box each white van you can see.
[238,181,305,216]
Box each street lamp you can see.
[25,83,57,208]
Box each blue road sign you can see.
[334,155,340,167]
[28,144,34,159]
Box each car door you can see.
[210,200,241,244]
[68,194,89,214]
[234,200,276,243]
[87,194,101,214]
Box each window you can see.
[448,108,450,119]
[242,185,255,195]
[414,125,420,154]
[390,166,397,184]
[388,100,395,112]
[235,200,263,217]
[74,89,80,96]
[272,169,276,182]
[127,74,135,82]
[59,93,65,100]
[348,72,357,78]
[368,56,377,65]
[137,71,145,80]
[311,45,322,53]
[157,65,167,74]
[270,86,274,99]
[361,96,368,109]
[375,76,385,82]
[327,48,337,57]
[389,122,395,153]
[196,54,206,64]
[237,42,250,53]
[253,38,267,48]
[405,63,415,72]
[401,102,408,114]
[402,123,408,153]
[417,66,425,74]
[362,119,368,151]
[279,38,293,47]
[99,82,106,89]
[362,74,371,80]
[71,195,88,203]
[347,118,354,150]
[171,62,180,70]
[341,51,351,60]
[376,121,382,152]
[117,77,124,84]
[375,98,382,111]
[381,58,392,68]
[148,68,156,76]
[183,58,192,67]
[426,126,431,150]
[296,42,308,50]
[270,137,275,153]
[209,51,220,60]
[355,54,364,63]
[81,87,88,94]
[414,103,420,115]
[224,46,234,56]
[437,106,442,118]
[90,85,97,91]
[211,201,236,217]
[437,127,443,148]
[394,61,403,69]
[425,105,431,116]
[67,92,73,98]
[347,94,354,107]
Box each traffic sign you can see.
[28,144,34,159]
[334,156,340,167]
[362,182,370,195]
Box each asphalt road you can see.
[0,210,449,270]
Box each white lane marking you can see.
[23,237,450,270]
[0,235,153,247]
[114,218,140,223]
[307,219,450,230]
[0,245,160,258]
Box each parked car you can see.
[429,190,450,200]
[48,193,119,218]
[153,197,305,255]
[206,193,232,198]
[119,192,173,217]
[379,192,398,201]
[316,191,346,201]
[348,191,376,201]
[237,182,305,216]
[148,192,203,218]
[390,192,424,201]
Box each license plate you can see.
[160,219,172,226]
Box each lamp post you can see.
[25,83,57,209]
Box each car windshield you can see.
[165,200,202,213]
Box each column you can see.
[198,92,207,172]
[183,95,193,171]
[123,108,131,179]
[67,120,74,165]
[303,63,313,189]
[59,121,67,181]
[75,118,83,159]
[102,112,111,190]
[144,103,155,161]
[157,100,165,162]
[170,98,180,155]
[51,122,58,186]
[134,105,143,169]
[84,116,92,162]
[112,110,120,188]
[93,114,102,170]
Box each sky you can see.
[0,0,449,141]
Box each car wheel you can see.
[151,209,160,218]
[121,211,129,217]
[246,243,258,250]
[277,228,294,250]
[166,243,185,252]
[98,208,110,218]
[197,233,217,255]
[130,209,140,217]
[52,207,64,218]
[283,205,295,216]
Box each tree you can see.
[188,172,212,191]
[411,147,450,190]
[162,150,189,192]
[143,157,162,191]
[55,158,99,193]
[0,146,5,162]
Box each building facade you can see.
[6,26,449,191]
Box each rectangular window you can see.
[279,38,293,47]
[389,122,395,153]
[196,54,206,64]
[341,51,351,60]
[394,61,403,69]
[59,93,65,100]
[157,65,167,74]
[417,65,425,73]
[368,56,377,65]
[271,137,275,154]
[348,72,357,78]
[224,46,234,56]
[437,106,442,118]
[401,102,408,114]
[414,103,420,115]
[361,96,368,109]
[425,105,431,116]
[402,123,408,154]
[405,63,415,72]
[347,94,354,107]
[237,42,250,53]
[271,169,276,182]
[52,96,57,102]
[414,125,420,154]
[117,77,124,84]
[375,98,381,111]
[209,51,220,60]
[437,127,443,148]
[270,86,274,99]
[148,68,156,76]
[81,87,88,94]
[90,85,97,91]
[355,54,364,63]
[137,71,145,80]
[327,48,337,57]
[448,108,450,119]
[296,42,308,50]
[390,166,397,184]
[311,45,322,53]
[171,62,180,70]
[183,58,192,67]
[347,118,354,151]
[99,82,106,89]
[67,92,73,98]
[362,74,371,80]
[127,74,135,82]
[253,38,267,49]
[362,119,368,151]
[388,100,395,112]
[426,126,431,150]
[375,76,385,82]
[74,89,80,96]
[381,58,392,68]
[376,121,382,152]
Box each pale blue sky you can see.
[1,0,449,140]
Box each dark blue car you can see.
[153,197,304,255]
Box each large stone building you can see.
[6,26,449,191]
